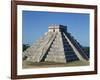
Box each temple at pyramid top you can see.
[48,24,67,32]
[23,24,89,63]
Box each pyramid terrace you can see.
[23,24,89,63]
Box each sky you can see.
[22,10,89,47]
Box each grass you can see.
[22,60,89,69]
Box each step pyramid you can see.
[23,24,89,63]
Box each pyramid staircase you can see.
[23,25,88,63]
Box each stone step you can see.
[45,57,66,62]
[48,51,64,54]
[47,53,65,56]
[64,48,73,51]
[49,47,62,50]
[52,41,61,44]
[66,57,79,62]
[45,59,66,63]
[63,44,70,47]
[51,44,63,47]
[46,55,66,58]
[47,52,76,57]
[64,51,75,55]
[65,53,76,56]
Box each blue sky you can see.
[22,10,89,47]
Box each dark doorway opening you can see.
[53,29,55,32]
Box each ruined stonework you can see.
[23,24,89,63]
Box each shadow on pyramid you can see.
[23,24,89,63]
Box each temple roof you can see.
[48,24,67,31]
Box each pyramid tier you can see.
[23,25,89,63]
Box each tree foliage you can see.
[83,47,89,53]
[23,44,30,52]
[83,46,90,58]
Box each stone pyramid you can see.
[23,24,88,63]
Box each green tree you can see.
[23,44,30,52]
[83,46,90,58]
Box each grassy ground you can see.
[22,60,89,69]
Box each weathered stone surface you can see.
[23,24,88,63]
